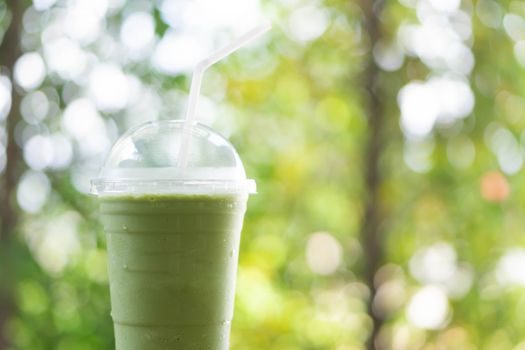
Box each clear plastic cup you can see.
[91,120,255,350]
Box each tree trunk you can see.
[358,1,386,349]
[0,0,25,348]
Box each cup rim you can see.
[90,178,257,196]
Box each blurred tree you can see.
[0,0,27,348]
[358,0,387,349]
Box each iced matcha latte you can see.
[100,194,247,349]
[92,121,256,350]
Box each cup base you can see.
[114,322,230,350]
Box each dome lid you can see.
[91,120,255,195]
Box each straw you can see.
[177,22,272,169]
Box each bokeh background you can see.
[0,0,524,349]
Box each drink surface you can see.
[99,194,247,350]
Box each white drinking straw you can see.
[177,22,272,169]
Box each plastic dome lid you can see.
[91,120,256,196]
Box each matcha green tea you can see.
[99,194,247,350]
[91,120,256,349]
[93,25,268,346]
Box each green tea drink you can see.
[99,194,247,350]
[91,121,256,350]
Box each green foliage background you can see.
[1,0,525,349]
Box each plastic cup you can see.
[91,120,255,350]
